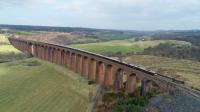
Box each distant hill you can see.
[0,24,200,41]
[0,24,147,40]
[0,24,101,32]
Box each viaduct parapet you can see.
[8,37,200,97]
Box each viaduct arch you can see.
[8,37,200,97]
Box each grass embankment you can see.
[0,58,92,112]
[0,34,23,62]
[70,39,190,56]
[125,55,200,90]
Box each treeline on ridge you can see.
[143,43,200,61]
[142,35,200,61]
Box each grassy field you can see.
[0,58,93,112]
[0,34,10,44]
[0,45,21,54]
[70,39,190,55]
[0,34,22,62]
[124,55,200,90]
[0,34,21,54]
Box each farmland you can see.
[70,39,190,56]
[0,33,95,112]
[0,34,23,62]
[0,34,21,54]
[0,58,93,112]
[0,30,199,112]
[0,45,20,54]
[0,34,10,44]
[71,39,200,89]
[70,39,199,89]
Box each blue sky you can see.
[0,0,200,30]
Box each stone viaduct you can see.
[8,37,200,97]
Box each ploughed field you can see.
[0,58,92,112]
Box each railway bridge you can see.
[8,37,200,97]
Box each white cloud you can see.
[30,0,56,5]
[1,0,200,30]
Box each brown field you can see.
[17,32,98,45]
[124,55,200,90]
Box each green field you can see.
[0,34,22,62]
[124,55,200,90]
[0,34,20,54]
[0,34,10,44]
[70,39,190,55]
[0,45,21,54]
[0,58,93,112]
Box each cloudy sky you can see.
[0,0,200,30]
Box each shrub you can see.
[110,95,149,112]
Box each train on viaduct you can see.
[8,37,200,97]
